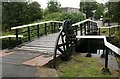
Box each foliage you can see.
[80,0,97,19]
[105,2,120,23]
[112,31,120,48]
[47,0,61,14]
[44,12,85,23]
[2,1,43,31]
[105,1,120,47]
[94,3,105,20]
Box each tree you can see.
[94,3,105,20]
[80,0,97,19]
[2,1,43,31]
[2,2,28,30]
[105,1,120,24]
[47,0,61,13]
[27,2,43,22]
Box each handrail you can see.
[98,25,120,28]
[0,35,23,39]
[76,35,120,55]
[72,19,97,27]
[11,20,63,30]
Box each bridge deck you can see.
[15,32,61,55]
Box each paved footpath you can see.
[0,50,58,78]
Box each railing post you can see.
[8,37,11,49]
[87,21,90,34]
[19,37,22,45]
[102,47,110,74]
[45,23,47,35]
[99,27,100,35]
[75,25,78,36]
[37,25,40,38]
[15,29,19,46]
[58,23,61,31]
[105,47,108,68]
[58,23,61,28]
[54,22,56,33]
[50,22,53,33]
[27,26,30,41]
[84,23,86,35]
[109,27,111,36]
[80,24,83,36]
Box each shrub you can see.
[44,12,85,23]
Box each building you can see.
[61,7,80,13]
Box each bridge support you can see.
[101,49,106,58]
[15,29,19,46]
[86,39,92,57]
[102,47,111,75]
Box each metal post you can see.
[101,48,105,58]
[58,23,61,28]
[28,27,30,41]
[15,29,19,46]
[50,22,53,33]
[37,25,40,38]
[84,23,86,35]
[45,23,47,35]
[54,22,56,33]
[99,27,100,35]
[86,39,92,57]
[87,21,90,34]
[109,27,111,36]
[19,37,22,45]
[105,47,108,68]
[75,25,78,36]
[102,47,110,75]
[80,24,82,35]
[58,23,61,31]
[8,37,11,49]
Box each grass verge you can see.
[56,54,119,77]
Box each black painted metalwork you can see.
[45,23,47,35]
[15,29,19,46]
[27,27,31,41]
[53,20,77,68]
[14,22,62,46]
[8,37,11,49]
[37,25,40,38]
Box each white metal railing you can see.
[72,19,97,27]
[0,35,23,39]
[76,35,120,55]
[98,25,120,29]
[11,20,63,30]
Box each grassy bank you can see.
[56,54,118,77]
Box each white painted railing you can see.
[72,19,97,27]
[0,35,23,39]
[98,25,120,29]
[76,35,120,55]
[11,20,63,30]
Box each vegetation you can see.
[94,3,105,20]
[57,54,118,77]
[44,12,85,23]
[46,0,61,14]
[105,1,120,24]
[80,0,97,19]
[106,1,120,47]
[112,31,120,48]
[2,1,43,31]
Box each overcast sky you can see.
[32,0,109,9]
